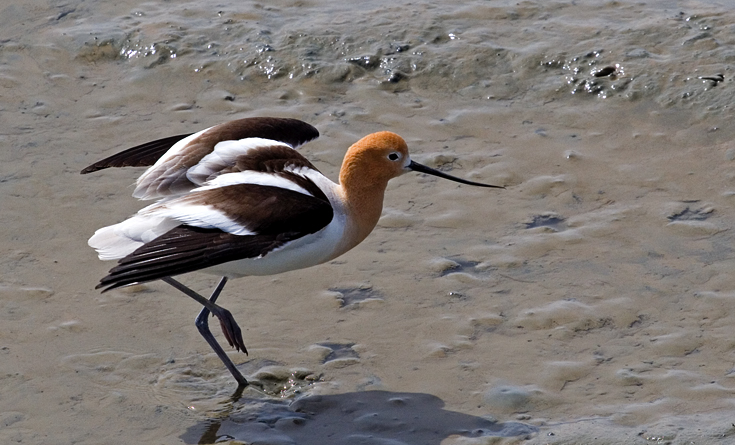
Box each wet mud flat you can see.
[2,0,735,443]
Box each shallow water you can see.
[3,0,735,443]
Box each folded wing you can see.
[97,182,334,292]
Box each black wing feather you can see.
[81,134,193,174]
[96,227,295,291]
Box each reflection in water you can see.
[182,390,537,444]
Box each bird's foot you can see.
[213,307,248,355]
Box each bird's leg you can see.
[161,276,248,387]
[160,276,247,352]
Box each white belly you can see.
[201,210,349,277]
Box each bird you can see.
[81,117,503,387]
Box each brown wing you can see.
[80,117,319,175]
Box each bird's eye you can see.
[388,152,401,161]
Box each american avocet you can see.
[82,117,502,387]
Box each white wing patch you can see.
[88,214,180,260]
[215,137,292,162]
[284,164,337,194]
[142,201,255,236]
[197,171,314,197]
[187,138,293,185]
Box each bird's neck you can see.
[338,161,389,251]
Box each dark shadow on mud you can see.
[181,390,537,444]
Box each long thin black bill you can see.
[408,160,504,189]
